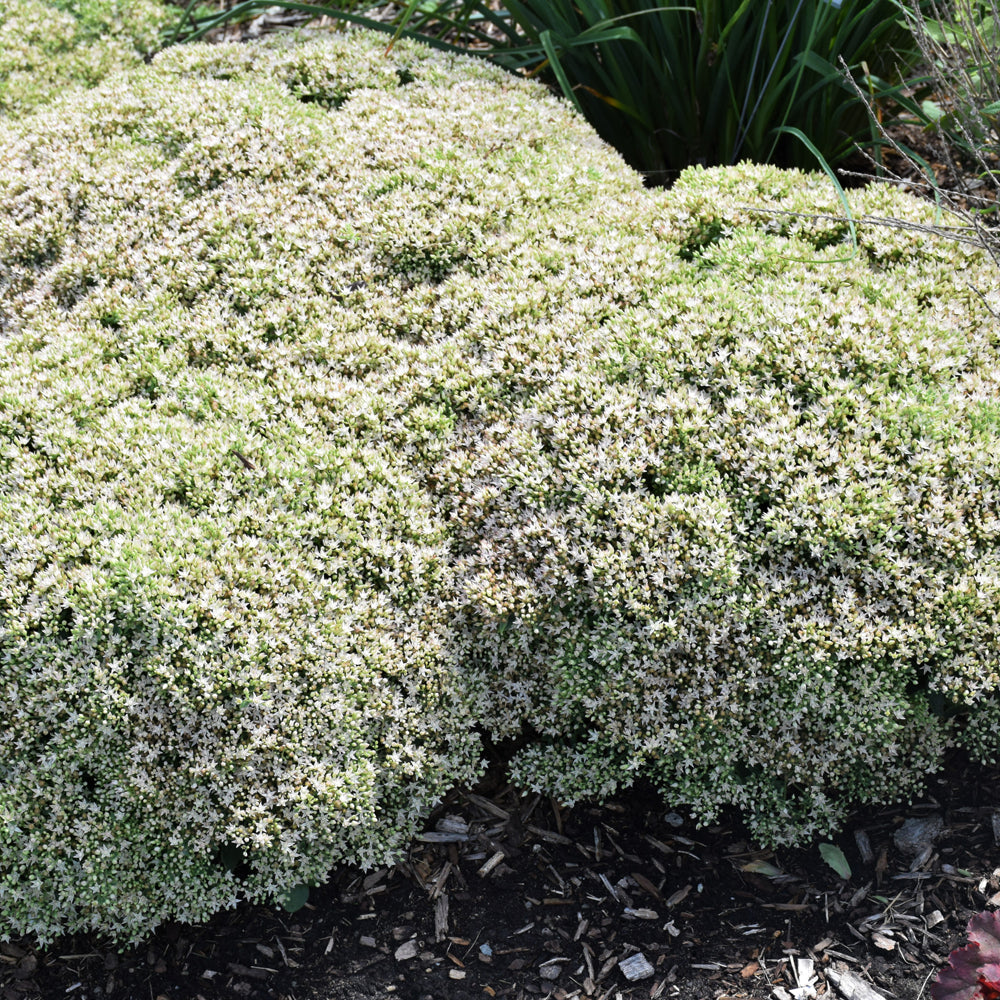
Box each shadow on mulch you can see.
[3,750,999,1000]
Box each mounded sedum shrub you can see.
[2,24,999,943]
[0,0,172,118]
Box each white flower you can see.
[1,14,997,945]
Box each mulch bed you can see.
[3,752,999,1000]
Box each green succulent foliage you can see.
[169,0,925,182]
[1,22,999,945]
[0,0,176,117]
[276,884,311,913]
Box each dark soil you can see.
[3,751,1000,1000]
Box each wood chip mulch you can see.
[3,751,999,1000]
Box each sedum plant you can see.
[170,0,927,183]
[0,0,175,118]
[1,22,1000,943]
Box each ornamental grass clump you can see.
[1,25,999,944]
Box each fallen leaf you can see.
[819,843,853,880]
[742,860,784,878]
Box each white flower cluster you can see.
[2,19,998,944]
[0,0,170,118]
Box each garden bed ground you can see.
[2,752,999,1000]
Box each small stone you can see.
[394,940,419,961]
[359,936,377,949]
[893,816,944,856]
[618,953,655,982]
[448,969,466,980]
[539,964,562,980]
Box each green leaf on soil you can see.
[742,859,784,878]
[819,843,852,880]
